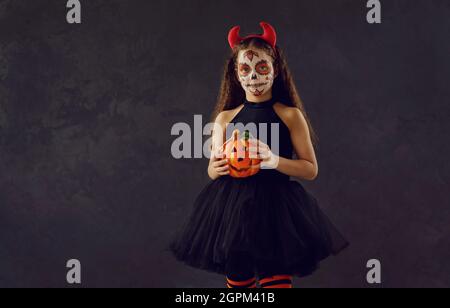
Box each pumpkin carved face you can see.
[223,130,262,178]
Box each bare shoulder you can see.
[215,104,244,124]
[273,102,306,130]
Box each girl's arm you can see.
[274,106,318,180]
[207,112,229,180]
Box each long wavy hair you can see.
[211,37,318,147]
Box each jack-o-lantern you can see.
[223,130,262,178]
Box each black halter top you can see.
[226,97,294,182]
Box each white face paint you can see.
[236,48,275,97]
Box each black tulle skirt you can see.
[168,171,349,278]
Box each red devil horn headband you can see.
[228,21,277,50]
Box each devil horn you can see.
[259,21,277,49]
[228,26,243,49]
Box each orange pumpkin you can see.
[223,130,262,178]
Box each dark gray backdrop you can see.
[0,0,449,288]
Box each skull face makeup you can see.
[236,48,276,97]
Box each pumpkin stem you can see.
[243,130,250,141]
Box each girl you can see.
[169,22,348,288]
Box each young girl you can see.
[169,22,348,288]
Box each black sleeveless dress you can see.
[168,97,349,278]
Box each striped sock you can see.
[226,276,257,288]
[258,275,293,288]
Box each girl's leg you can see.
[258,274,293,288]
[226,274,257,288]
[225,250,256,288]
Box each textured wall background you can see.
[0,0,449,288]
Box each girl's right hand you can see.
[211,147,230,176]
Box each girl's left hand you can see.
[248,139,280,169]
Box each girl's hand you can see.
[249,139,280,169]
[211,146,230,176]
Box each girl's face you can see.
[236,48,276,97]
